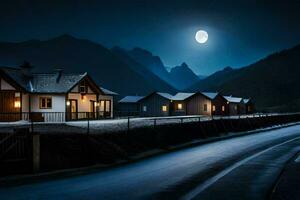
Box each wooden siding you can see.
[212,95,229,116]
[0,91,21,121]
[186,93,212,116]
[140,93,171,117]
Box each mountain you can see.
[110,47,176,93]
[188,44,300,112]
[0,34,176,96]
[126,47,200,90]
[169,63,200,90]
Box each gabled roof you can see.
[243,98,251,104]
[156,92,174,100]
[119,96,145,103]
[100,87,118,96]
[30,73,87,93]
[0,66,115,95]
[172,92,195,100]
[224,96,243,103]
[201,92,218,100]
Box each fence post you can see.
[32,132,40,173]
[154,118,156,129]
[87,115,90,135]
[127,116,130,134]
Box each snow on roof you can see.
[224,96,243,103]
[172,92,195,100]
[100,87,118,96]
[243,98,251,104]
[156,92,174,100]
[201,92,218,100]
[119,96,145,103]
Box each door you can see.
[90,100,96,119]
[67,99,78,120]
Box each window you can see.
[222,106,225,112]
[40,97,52,109]
[142,106,147,112]
[234,105,238,111]
[212,105,216,112]
[177,103,183,110]
[79,81,87,93]
[203,104,207,112]
[162,105,167,112]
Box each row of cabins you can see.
[0,66,117,122]
[118,92,254,117]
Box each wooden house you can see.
[211,93,229,116]
[184,92,218,116]
[0,66,115,122]
[171,93,195,116]
[139,92,173,117]
[118,95,144,116]
[243,98,254,114]
[223,96,243,115]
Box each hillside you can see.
[0,35,176,96]
[189,44,300,112]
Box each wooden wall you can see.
[186,93,212,116]
[140,94,171,117]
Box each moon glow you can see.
[195,30,208,44]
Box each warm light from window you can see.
[14,100,21,108]
[162,105,167,112]
[222,106,225,112]
[178,103,182,110]
[212,105,216,112]
[81,94,86,102]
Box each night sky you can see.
[0,0,300,75]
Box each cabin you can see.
[118,95,144,116]
[171,93,195,116]
[139,92,173,117]
[243,98,254,114]
[211,93,229,116]
[184,92,215,116]
[0,66,115,122]
[223,96,243,115]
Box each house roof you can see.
[224,96,243,103]
[156,92,174,100]
[100,87,118,96]
[201,92,218,100]
[0,66,115,95]
[243,98,251,104]
[172,92,195,100]
[119,96,145,103]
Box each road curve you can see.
[1,125,300,200]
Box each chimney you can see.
[55,68,64,83]
[20,61,33,78]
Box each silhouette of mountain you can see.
[188,44,300,111]
[169,63,200,90]
[0,34,176,96]
[126,47,200,90]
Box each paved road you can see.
[1,125,300,200]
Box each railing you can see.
[0,112,112,123]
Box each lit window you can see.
[212,105,216,112]
[177,103,183,110]
[40,97,52,109]
[203,104,207,112]
[222,106,225,112]
[14,98,21,108]
[234,105,238,110]
[162,105,167,112]
[143,106,147,112]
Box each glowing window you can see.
[162,105,167,112]
[177,103,183,110]
[222,106,225,112]
[212,105,216,112]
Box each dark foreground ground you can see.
[1,125,300,200]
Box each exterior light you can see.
[81,94,86,102]
[227,101,229,104]
[66,101,70,106]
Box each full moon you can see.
[195,30,208,44]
